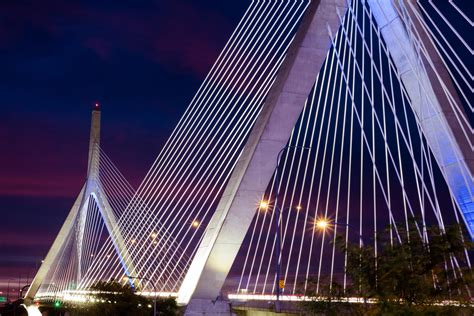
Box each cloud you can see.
[0,1,233,77]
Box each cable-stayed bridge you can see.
[24,0,472,314]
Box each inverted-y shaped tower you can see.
[25,105,134,304]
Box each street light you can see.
[123,275,156,316]
[259,201,306,312]
[269,145,310,313]
[6,279,14,302]
[314,218,364,246]
[315,219,329,230]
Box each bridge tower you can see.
[24,105,135,304]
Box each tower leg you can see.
[368,0,474,238]
[24,185,86,304]
[178,0,348,307]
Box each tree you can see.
[303,222,473,315]
[59,280,178,316]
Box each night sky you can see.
[0,0,248,295]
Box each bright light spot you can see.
[316,219,329,229]
[296,205,302,211]
[122,276,129,282]
[95,103,99,107]
[259,200,269,210]
[150,232,157,239]
[90,254,94,257]
[192,220,199,228]
[130,239,136,244]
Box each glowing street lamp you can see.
[271,145,311,312]
[314,217,364,245]
[259,199,304,313]
[315,219,329,229]
[192,220,200,228]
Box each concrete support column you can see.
[367,0,474,238]
[179,0,348,312]
[24,185,86,304]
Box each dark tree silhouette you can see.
[53,280,178,316]
[303,222,473,315]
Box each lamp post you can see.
[19,284,31,299]
[314,218,365,246]
[6,279,13,302]
[314,218,366,295]
[262,145,310,313]
[123,275,156,316]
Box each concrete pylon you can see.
[179,0,348,313]
[24,105,134,304]
[367,0,474,238]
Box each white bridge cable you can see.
[448,1,473,25]
[419,2,474,85]
[156,62,287,292]
[401,1,473,142]
[425,0,472,53]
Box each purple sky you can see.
[0,0,247,296]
